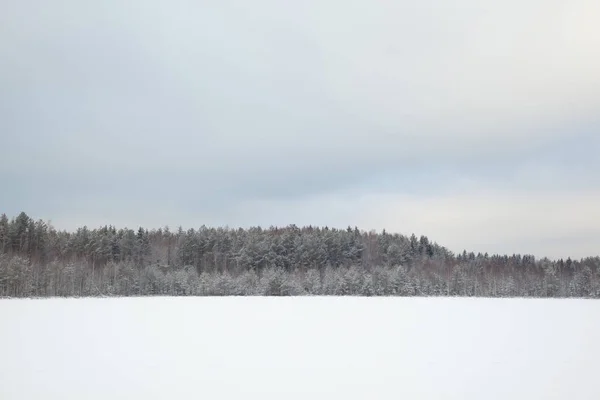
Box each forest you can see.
[0,212,598,298]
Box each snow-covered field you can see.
[0,297,598,399]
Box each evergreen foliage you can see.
[1,212,598,298]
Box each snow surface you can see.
[0,297,599,400]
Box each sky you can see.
[1,0,599,260]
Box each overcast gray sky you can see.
[1,0,599,259]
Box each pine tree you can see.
[0,214,8,254]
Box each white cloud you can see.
[314,0,600,130]
[1,0,599,258]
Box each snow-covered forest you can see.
[1,212,599,298]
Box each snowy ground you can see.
[0,297,598,400]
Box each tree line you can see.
[1,211,599,298]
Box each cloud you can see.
[1,0,599,258]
